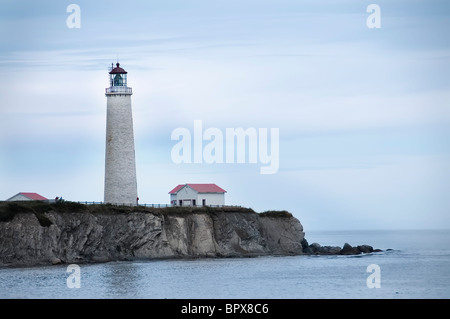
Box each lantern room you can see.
[106,62,132,94]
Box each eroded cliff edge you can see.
[0,202,305,267]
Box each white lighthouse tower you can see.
[104,62,138,205]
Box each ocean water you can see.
[1,229,449,299]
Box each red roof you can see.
[169,184,226,194]
[19,192,48,200]
[109,62,127,74]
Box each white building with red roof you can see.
[6,192,48,202]
[169,184,226,207]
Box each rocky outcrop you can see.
[303,241,382,255]
[303,242,342,255]
[0,204,305,267]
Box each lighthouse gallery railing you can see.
[105,87,132,94]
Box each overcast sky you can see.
[1,0,449,231]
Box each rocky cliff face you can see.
[0,204,305,267]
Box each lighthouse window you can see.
[114,74,124,86]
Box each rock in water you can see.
[357,244,373,254]
[340,243,361,255]
[303,243,341,255]
[303,242,380,255]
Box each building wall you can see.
[171,187,198,206]
[196,193,225,206]
[170,194,177,205]
[104,93,138,206]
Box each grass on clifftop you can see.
[86,204,257,216]
[0,201,58,226]
[0,201,256,218]
[259,210,293,218]
[0,201,293,222]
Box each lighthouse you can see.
[104,62,138,205]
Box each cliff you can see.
[0,202,305,267]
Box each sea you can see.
[1,229,449,299]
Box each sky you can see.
[0,0,449,231]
